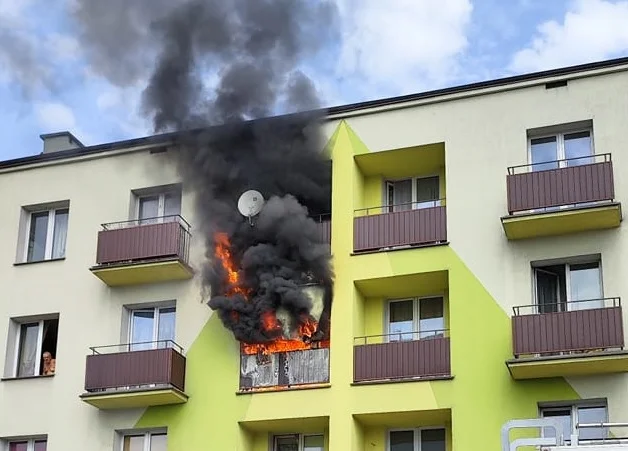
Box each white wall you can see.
[0,148,210,450]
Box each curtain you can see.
[157,307,176,348]
[51,209,69,259]
[17,323,39,377]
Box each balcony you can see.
[353,203,447,253]
[353,331,451,384]
[90,215,194,286]
[80,341,188,409]
[313,214,331,244]
[506,298,628,379]
[501,154,621,240]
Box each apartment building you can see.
[2,57,628,451]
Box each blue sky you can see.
[1,0,628,162]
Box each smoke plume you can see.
[121,0,337,343]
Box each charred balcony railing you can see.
[353,330,451,383]
[506,154,615,214]
[512,298,624,358]
[311,213,331,244]
[353,201,447,253]
[95,215,191,266]
[84,340,186,393]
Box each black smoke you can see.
[132,0,337,343]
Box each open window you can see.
[7,316,59,378]
[388,427,446,451]
[385,176,440,213]
[533,259,603,313]
[387,297,444,342]
[272,434,324,451]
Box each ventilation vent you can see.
[545,80,568,89]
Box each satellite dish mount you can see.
[237,190,265,226]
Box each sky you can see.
[1,0,628,162]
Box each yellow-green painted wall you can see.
[133,121,580,450]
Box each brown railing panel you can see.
[353,206,447,252]
[96,221,188,265]
[354,337,451,382]
[512,306,624,357]
[84,347,186,392]
[316,220,331,244]
[507,161,614,214]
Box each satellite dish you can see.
[237,190,265,225]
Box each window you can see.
[386,176,440,212]
[6,439,47,451]
[529,130,593,171]
[135,189,181,224]
[533,260,603,313]
[121,431,167,451]
[272,434,324,451]
[387,297,444,341]
[10,317,59,378]
[128,306,175,351]
[541,402,607,442]
[22,207,69,262]
[388,428,446,451]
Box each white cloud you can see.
[510,0,628,73]
[46,33,79,61]
[335,0,473,97]
[35,102,77,131]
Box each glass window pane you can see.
[392,179,413,212]
[139,196,160,223]
[17,323,40,377]
[274,435,299,451]
[34,441,47,451]
[158,307,176,347]
[530,136,559,171]
[419,297,444,338]
[542,409,572,441]
[569,263,602,310]
[8,442,28,451]
[389,300,414,341]
[304,435,324,451]
[164,192,181,217]
[416,176,440,208]
[564,131,593,166]
[123,435,145,451]
[390,430,414,451]
[150,433,167,451]
[27,211,49,262]
[578,406,607,440]
[51,208,69,259]
[131,310,155,351]
[421,429,446,451]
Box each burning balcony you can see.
[506,298,628,380]
[353,330,451,383]
[501,154,621,240]
[312,213,331,244]
[90,215,194,286]
[80,340,188,409]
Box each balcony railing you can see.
[506,154,615,214]
[312,213,331,244]
[353,201,447,253]
[84,340,186,393]
[95,215,191,266]
[353,330,451,382]
[512,298,624,357]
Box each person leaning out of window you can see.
[42,351,55,375]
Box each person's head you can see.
[42,352,52,364]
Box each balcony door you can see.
[534,261,603,313]
[529,130,593,172]
[137,190,181,225]
[387,297,444,342]
[386,176,440,213]
[129,306,176,351]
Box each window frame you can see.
[539,401,608,443]
[12,319,52,378]
[384,175,441,212]
[134,189,181,223]
[271,433,325,451]
[23,207,69,262]
[119,431,167,451]
[527,128,595,169]
[5,437,48,451]
[532,258,604,312]
[127,305,176,350]
[386,426,447,451]
[384,296,445,342]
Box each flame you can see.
[214,232,329,355]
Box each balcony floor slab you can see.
[506,350,628,380]
[501,203,621,240]
[80,386,188,409]
[90,258,194,286]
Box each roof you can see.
[3,55,628,171]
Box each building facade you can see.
[2,57,628,450]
